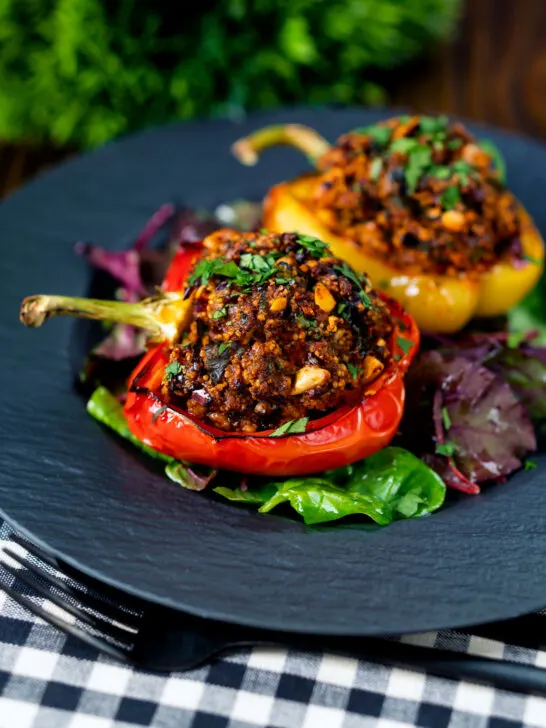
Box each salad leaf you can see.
[402,351,536,490]
[213,483,278,505]
[236,447,446,525]
[509,282,546,344]
[87,387,216,491]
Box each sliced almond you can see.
[362,355,384,383]
[270,297,287,312]
[291,366,330,395]
[314,282,336,313]
[441,210,465,232]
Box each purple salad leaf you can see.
[401,350,536,492]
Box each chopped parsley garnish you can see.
[390,137,420,155]
[188,258,240,285]
[296,314,317,329]
[396,336,415,355]
[218,342,231,355]
[404,145,432,193]
[212,307,227,319]
[359,290,374,308]
[296,234,329,258]
[369,158,383,181]
[441,406,452,431]
[347,362,360,380]
[440,186,461,210]
[419,115,448,134]
[354,124,392,146]
[436,442,456,457]
[259,227,268,234]
[275,276,293,285]
[165,361,183,381]
[447,138,462,150]
[429,165,452,180]
[524,460,538,471]
[334,263,374,308]
[269,417,309,438]
[451,160,475,186]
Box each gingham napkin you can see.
[1,520,546,728]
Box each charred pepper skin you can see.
[123,239,420,476]
[233,118,545,334]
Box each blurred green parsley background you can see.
[0,0,460,148]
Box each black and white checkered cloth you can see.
[1,520,546,728]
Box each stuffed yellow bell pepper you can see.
[232,116,544,333]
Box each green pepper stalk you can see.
[232,124,331,167]
[20,292,192,343]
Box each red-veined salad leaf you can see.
[401,351,536,494]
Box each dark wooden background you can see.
[1,0,545,198]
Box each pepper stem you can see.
[20,292,192,343]
[231,124,331,167]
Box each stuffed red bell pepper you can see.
[20,229,419,476]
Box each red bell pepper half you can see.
[123,241,420,476]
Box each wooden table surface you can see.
[1,0,545,199]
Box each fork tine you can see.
[3,546,141,628]
[9,532,59,569]
[0,579,131,663]
[0,558,136,644]
[10,532,144,612]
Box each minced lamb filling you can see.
[161,230,393,433]
[312,115,522,276]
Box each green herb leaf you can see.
[447,138,463,150]
[390,138,420,154]
[440,186,461,209]
[524,460,538,471]
[359,290,374,308]
[188,258,241,285]
[165,361,183,380]
[354,124,391,146]
[347,362,360,380]
[296,314,317,329]
[396,336,415,355]
[436,442,456,456]
[212,307,227,320]
[477,139,507,184]
[269,417,309,437]
[419,115,448,134]
[296,234,329,258]
[429,165,452,180]
[404,145,432,193]
[259,227,268,234]
[255,447,445,525]
[441,406,452,430]
[369,158,383,181]
[218,342,231,355]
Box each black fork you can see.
[4,530,546,693]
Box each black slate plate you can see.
[1,107,546,637]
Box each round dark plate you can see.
[2,107,546,636]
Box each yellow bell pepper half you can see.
[233,124,544,334]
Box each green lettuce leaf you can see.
[87,387,215,491]
[217,447,445,526]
